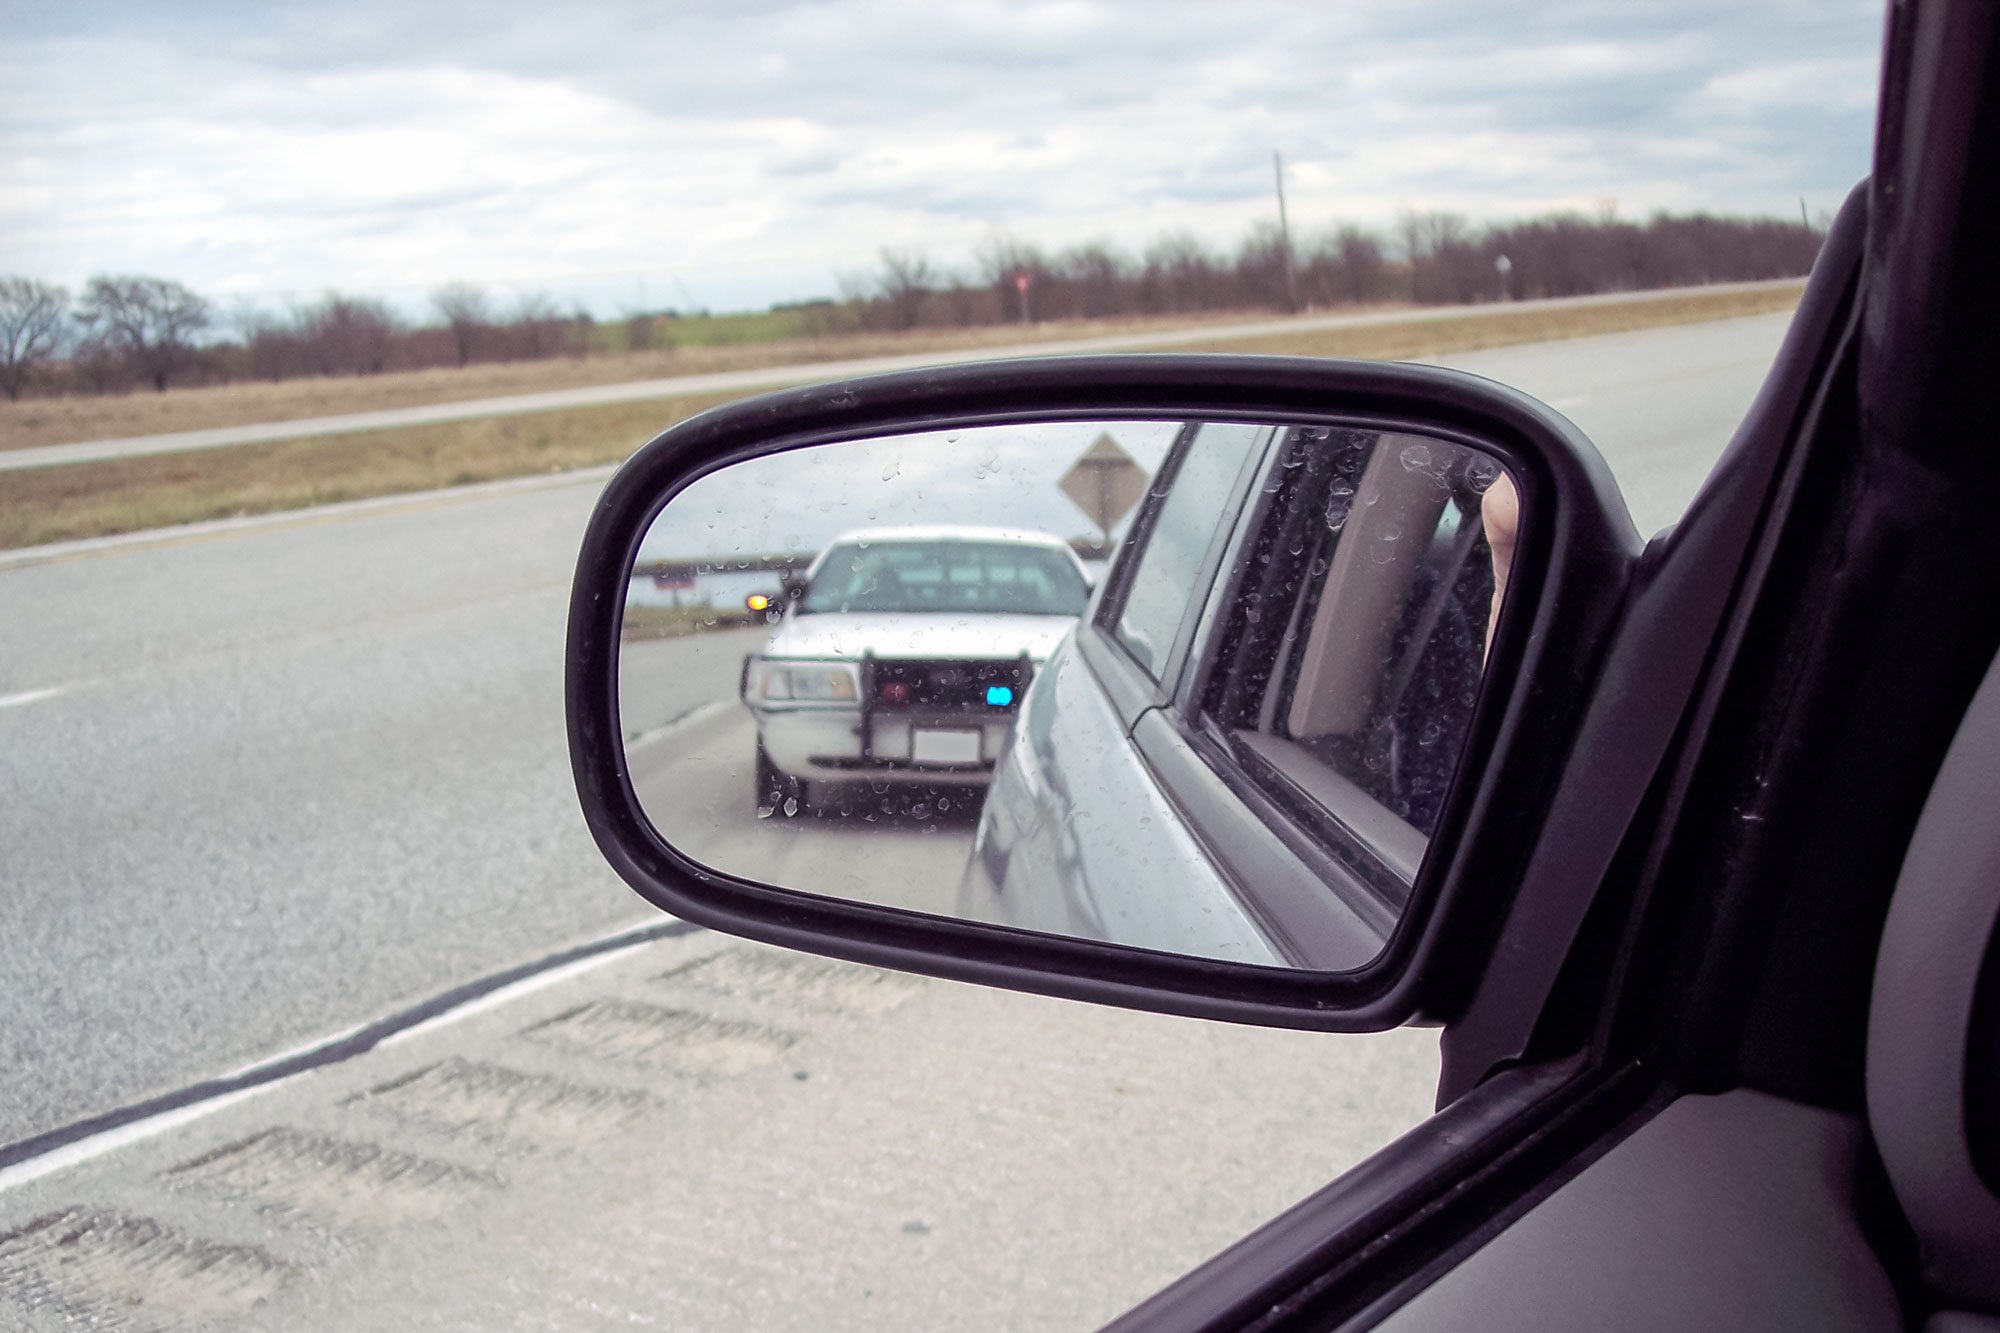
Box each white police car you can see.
[741,525,1091,814]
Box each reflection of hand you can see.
[1482,473,1519,656]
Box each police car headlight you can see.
[758,662,858,703]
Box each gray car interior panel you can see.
[1374,1089,1902,1332]
[1867,644,2000,1317]
[1926,1316,2000,1333]
[1379,645,2000,1331]
[1287,434,1452,740]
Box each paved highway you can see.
[1,311,1789,1158]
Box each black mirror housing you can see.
[567,354,1639,1031]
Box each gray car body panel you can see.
[957,631,1285,967]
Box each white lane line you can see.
[377,944,645,1050]
[625,699,736,754]
[0,917,680,1196]
[0,1088,266,1195]
[0,685,67,710]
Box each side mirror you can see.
[568,355,1638,1031]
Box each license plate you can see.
[911,729,982,765]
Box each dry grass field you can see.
[0,310,1377,453]
[0,283,1802,551]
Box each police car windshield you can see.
[800,540,1088,617]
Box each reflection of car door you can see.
[1125,426,1501,968]
[960,422,1281,959]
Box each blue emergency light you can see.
[986,685,1015,707]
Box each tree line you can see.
[0,209,1821,401]
[841,209,1822,332]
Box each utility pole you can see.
[1274,150,1299,314]
[1800,197,1812,230]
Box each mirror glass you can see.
[619,417,1517,972]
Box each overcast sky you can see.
[639,420,1185,561]
[2,1,1882,316]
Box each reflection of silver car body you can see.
[962,422,1497,971]
[744,526,1090,805]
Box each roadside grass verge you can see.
[0,310,1378,453]
[620,605,759,641]
[0,393,736,550]
[0,284,1801,552]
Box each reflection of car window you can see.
[1111,423,1268,678]
[800,540,1087,616]
[1201,428,1502,894]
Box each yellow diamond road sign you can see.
[1059,432,1148,540]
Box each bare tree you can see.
[231,302,305,382]
[1301,226,1389,305]
[567,303,595,359]
[0,276,69,400]
[509,293,565,359]
[1235,223,1293,310]
[431,282,489,366]
[76,275,211,391]
[1139,232,1222,314]
[297,293,398,375]
[1055,241,1130,319]
[875,248,933,330]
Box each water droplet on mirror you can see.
[783,797,799,816]
[1399,443,1433,472]
[756,805,774,820]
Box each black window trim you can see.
[1090,419,1279,715]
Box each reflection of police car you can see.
[742,526,1092,814]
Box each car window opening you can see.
[1204,427,1503,889]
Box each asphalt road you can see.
[0,311,1790,1152]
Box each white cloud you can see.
[0,1,1881,314]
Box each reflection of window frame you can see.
[1188,426,1497,913]
[1117,425,1404,966]
[1096,421,1275,684]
